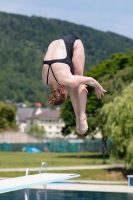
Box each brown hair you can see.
[47,88,67,105]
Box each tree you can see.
[100,83,133,168]
[126,140,133,169]
[0,101,16,132]
[27,124,46,139]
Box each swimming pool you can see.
[1,189,133,200]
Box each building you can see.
[16,107,48,133]
[16,108,79,139]
[26,109,65,138]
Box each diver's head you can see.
[47,85,68,105]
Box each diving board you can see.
[0,173,80,194]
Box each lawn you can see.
[0,152,113,168]
[0,152,129,182]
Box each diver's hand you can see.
[95,85,107,100]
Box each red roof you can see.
[32,102,42,108]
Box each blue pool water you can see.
[0,189,133,200]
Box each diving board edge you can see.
[0,173,80,194]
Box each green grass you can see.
[0,152,114,168]
[0,152,128,182]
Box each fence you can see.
[0,139,111,152]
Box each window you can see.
[41,120,45,123]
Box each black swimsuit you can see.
[43,34,79,85]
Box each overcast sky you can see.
[0,0,133,39]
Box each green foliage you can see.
[99,67,133,103]
[86,52,133,133]
[100,83,133,166]
[126,140,133,169]
[1,12,133,105]
[86,52,133,79]
[27,123,46,139]
[0,101,16,132]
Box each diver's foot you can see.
[79,118,88,135]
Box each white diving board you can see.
[0,173,80,194]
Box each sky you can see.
[0,0,133,39]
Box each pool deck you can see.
[30,181,133,193]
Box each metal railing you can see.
[25,162,48,200]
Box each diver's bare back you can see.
[42,40,71,86]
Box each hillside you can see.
[0,11,133,105]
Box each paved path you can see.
[0,164,124,172]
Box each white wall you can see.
[26,118,65,138]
